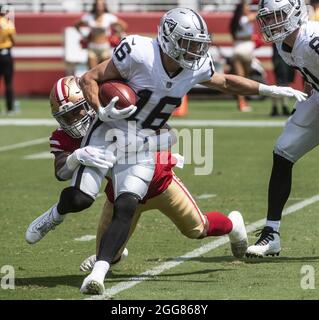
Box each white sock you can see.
[266,220,280,232]
[51,204,64,222]
[91,260,110,282]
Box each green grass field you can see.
[0,97,318,300]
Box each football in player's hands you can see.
[99,80,137,110]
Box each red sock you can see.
[205,211,233,236]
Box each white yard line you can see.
[196,194,217,200]
[0,119,56,126]
[0,119,285,127]
[74,235,96,242]
[0,137,48,153]
[23,151,53,159]
[86,194,319,300]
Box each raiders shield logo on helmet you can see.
[163,18,178,36]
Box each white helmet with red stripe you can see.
[49,76,95,138]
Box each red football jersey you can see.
[49,128,82,153]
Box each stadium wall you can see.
[12,12,303,96]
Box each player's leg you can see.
[247,92,319,257]
[3,54,14,113]
[80,199,143,272]
[154,174,248,258]
[81,157,155,294]
[26,120,110,244]
[25,165,103,244]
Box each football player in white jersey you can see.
[27,8,307,294]
[27,75,248,296]
[246,0,319,257]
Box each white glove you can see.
[259,84,308,102]
[98,96,137,122]
[66,146,116,171]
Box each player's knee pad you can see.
[57,187,94,214]
[113,193,139,223]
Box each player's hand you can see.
[98,96,137,122]
[66,146,116,170]
[259,84,308,102]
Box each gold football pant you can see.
[96,174,208,261]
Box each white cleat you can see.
[80,248,129,272]
[25,206,63,244]
[228,211,248,258]
[80,274,105,295]
[246,226,281,258]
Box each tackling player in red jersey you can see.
[37,75,248,281]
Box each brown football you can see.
[98,80,137,110]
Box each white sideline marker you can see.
[86,194,319,300]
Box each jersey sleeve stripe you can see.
[50,147,64,152]
[49,140,61,146]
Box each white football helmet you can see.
[49,76,95,138]
[157,7,212,70]
[257,0,308,43]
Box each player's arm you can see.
[53,147,117,181]
[53,151,73,181]
[201,72,308,102]
[79,58,122,111]
[79,59,137,122]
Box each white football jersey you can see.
[112,35,214,130]
[276,21,319,92]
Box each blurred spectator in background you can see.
[270,44,295,116]
[0,5,15,115]
[75,0,127,69]
[230,0,256,112]
[310,0,319,21]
